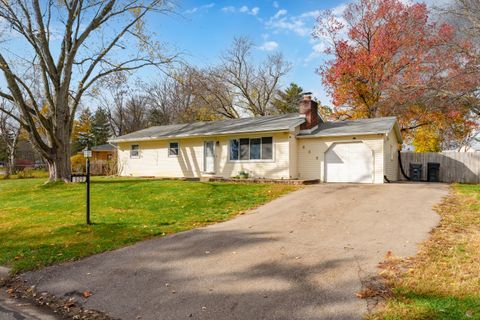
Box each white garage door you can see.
[325,142,374,183]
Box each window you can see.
[240,138,249,160]
[229,137,273,161]
[169,142,179,156]
[262,137,273,160]
[230,139,239,160]
[130,145,139,158]
[250,138,261,160]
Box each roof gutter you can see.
[297,132,387,139]
[108,128,295,144]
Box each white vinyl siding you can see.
[117,131,291,179]
[288,128,299,179]
[117,129,397,184]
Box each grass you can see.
[0,168,49,180]
[368,184,480,320]
[0,177,298,273]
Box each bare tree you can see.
[97,73,131,137]
[144,78,177,126]
[439,0,480,116]
[123,94,149,133]
[220,37,291,116]
[0,1,175,182]
[191,68,240,119]
[0,101,21,176]
[144,67,228,124]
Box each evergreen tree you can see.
[272,83,304,114]
[72,108,95,153]
[92,107,111,146]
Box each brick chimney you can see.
[299,93,319,130]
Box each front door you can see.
[204,141,215,173]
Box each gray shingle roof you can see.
[298,116,399,139]
[109,113,305,142]
[109,114,401,143]
[91,144,115,152]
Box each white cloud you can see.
[266,12,312,36]
[273,1,279,9]
[185,7,198,14]
[273,9,287,19]
[185,3,215,14]
[299,10,321,18]
[258,41,279,51]
[305,42,327,62]
[225,5,259,16]
[221,6,235,13]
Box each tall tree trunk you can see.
[46,145,72,182]
[6,145,15,175]
[5,130,18,176]
[47,120,72,182]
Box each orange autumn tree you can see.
[314,0,477,150]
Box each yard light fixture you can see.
[83,147,92,225]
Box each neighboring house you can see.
[109,95,402,184]
[91,144,116,161]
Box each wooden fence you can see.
[400,152,480,183]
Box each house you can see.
[109,95,403,183]
[91,144,116,161]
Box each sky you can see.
[147,0,348,106]
[0,0,448,108]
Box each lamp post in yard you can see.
[83,147,92,225]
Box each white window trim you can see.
[227,137,275,163]
[130,144,140,159]
[168,141,179,157]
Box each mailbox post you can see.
[83,148,92,225]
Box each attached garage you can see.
[325,142,374,183]
[296,117,403,184]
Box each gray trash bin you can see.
[427,162,440,182]
[409,163,422,182]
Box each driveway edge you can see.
[2,276,116,320]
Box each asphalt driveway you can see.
[21,183,448,320]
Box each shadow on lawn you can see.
[88,178,166,185]
[0,222,162,273]
[22,228,366,320]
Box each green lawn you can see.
[369,184,480,320]
[0,177,298,273]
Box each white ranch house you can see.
[109,96,402,184]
